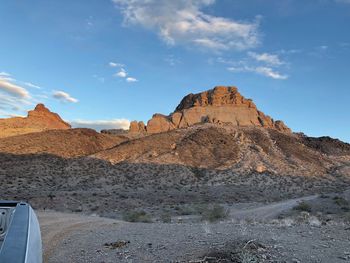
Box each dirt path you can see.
[229,194,318,220]
[37,211,118,262]
[38,195,319,261]
[37,208,350,263]
[37,193,350,263]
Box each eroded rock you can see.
[129,86,291,134]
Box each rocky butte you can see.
[0,104,71,138]
[129,86,291,134]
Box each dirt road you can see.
[37,194,350,263]
[229,195,318,220]
[38,211,118,262]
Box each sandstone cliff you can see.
[0,104,71,138]
[129,86,291,134]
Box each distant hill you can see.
[0,128,128,158]
[0,104,71,138]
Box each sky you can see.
[0,0,349,142]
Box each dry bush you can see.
[293,201,312,213]
[201,204,229,222]
[122,210,152,223]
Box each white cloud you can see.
[0,71,52,117]
[0,92,32,117]
[0,72,10,77]
[111,65,139,83]
[0,78,30,98]
[255,67,288,80]
[53,91,78,103]
[228,66,288,80]
[126,77,137,82]
[109,62,124,67]
[248,52,284,66]
[23,82,41,89]
[70,119,130,131]
[115,68,127,78]
[113,0,260,51]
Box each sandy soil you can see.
[38,194,350,263]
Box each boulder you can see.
[129,121,146,133]
[146,114,175,134]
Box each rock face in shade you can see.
[129,86,291,134]
[0,104,71,138]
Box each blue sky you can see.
[0,0,349,142]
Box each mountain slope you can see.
[94,123,350,178]
[0,128,127,158]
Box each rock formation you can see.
[129,86,291,134]
[0,104,71,138]
[129,121,147,133]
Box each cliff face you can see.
[129,86,291,134]
[0,104,71,138]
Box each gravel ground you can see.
[38,210,350,263]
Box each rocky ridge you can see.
[129,86,291,134]
[0,104,71,138]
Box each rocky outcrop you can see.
[147,114,174,134]
[129,86,291,134]
[0,104,71,138]
[27,104,71,129]
[129,121,146,133]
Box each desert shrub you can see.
[333,196,349,207]
[240,250,258,263]
[122,210,152,223]
[178,206,196,215]
[344,212,350,223]
[160,213,171,223]
[173,205,198,215]
[294,201,312,212]
[201,204,229,222]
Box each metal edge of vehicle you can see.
[0,201,42,263]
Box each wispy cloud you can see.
[115,68,127,78]
[0,78,30,98]
[0,71,38,117]
[70,119,130,131]
[23,82,42,89]
[164,54,181,66]
[227,65,288,80]
[126,77,137,82]
[217,48,289,80]
[254,67,288,80]
[53,91,78,103]
[248,52,284,66]
[111,64,138,83]
[93,74,105,83]
[109,61,124,67]
[0,72,11,77]
[113,0,260,51]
